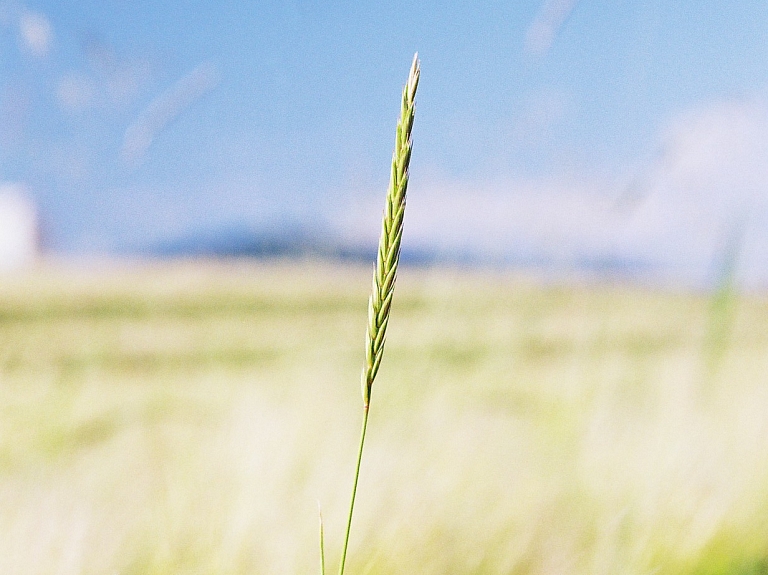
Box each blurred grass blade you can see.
[319,502,326,575]
[703,217,745,383]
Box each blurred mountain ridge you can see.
[148,222,656,279]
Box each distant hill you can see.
[149,224,438,266]
[144,223,664,287]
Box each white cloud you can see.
[332,97,768,287]
[332,175,620,265]
[654,100,768,207]
[121,61,219,164]
[631,98,768,284]
[18,11,52,58]
[524,0,579,57]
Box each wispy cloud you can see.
[524,0,579,57]
[332,175,620,265]
[121,61,219,164]
[81,33,153,109]
[332,97,768,287]
[510,89,569,147]
[625,98,768,284]
[621,99,768,212]
[56,73,94,113]
[656,100,768,202]
[18,11,52,58]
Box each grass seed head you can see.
[361,53,420,407]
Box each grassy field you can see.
[0,260,767,575]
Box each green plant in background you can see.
[322,53,420,575]
[702,218,745,386]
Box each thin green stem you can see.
[338,404,370,575]
[319,503,326,575]
[336,54,418,575]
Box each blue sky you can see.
[2,1,768,284]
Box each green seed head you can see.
[361,53,420,407]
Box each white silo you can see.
[0,184,38,272]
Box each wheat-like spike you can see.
[361,53,420,408]
[338,55,420,575]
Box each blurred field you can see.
[0,260,767,575]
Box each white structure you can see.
[0,184,38,272]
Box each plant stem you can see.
[338,404,370,575]
[336,54,418,575]
[319,504,326,575]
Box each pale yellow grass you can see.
[0,260,766,574]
